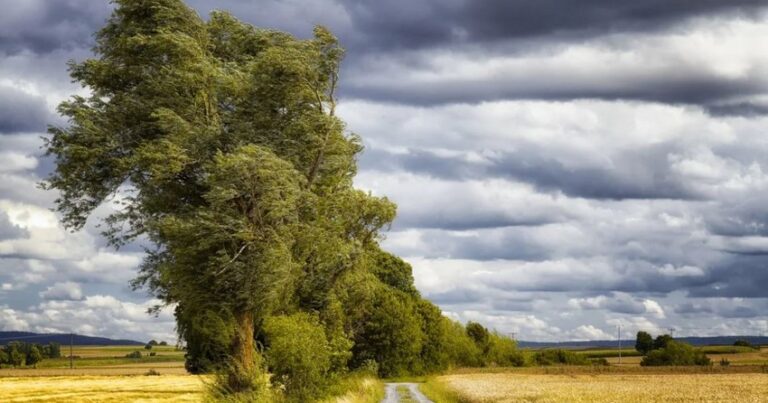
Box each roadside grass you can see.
[322,374,385,403]
[419,377,475,403]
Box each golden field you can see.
[0,375,205,403]
[437,372,768,403]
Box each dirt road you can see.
[382,383,433,403]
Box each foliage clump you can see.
[533,349,590,366]
[640,341,711,366]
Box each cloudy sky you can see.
[2,0,768,343]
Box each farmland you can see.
[2,344,767,401]
[431,370,768,402]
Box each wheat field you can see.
[438,372,768,402]
[0,375,206,402]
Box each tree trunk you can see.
[228,309,256,391]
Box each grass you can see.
[420,377,474,403]
[436,372,768,402]
[322,374,385,403]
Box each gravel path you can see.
[382,383,433,403]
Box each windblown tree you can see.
[46,0,522,397]
[45,0,393,393]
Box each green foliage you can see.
[485,333,525,367]
[26,345,43,368]
[466,322,491,353]
[720,357,731,367]
[640,341,712,366]
[144,343,153,350]
[533,349,590,366]
[43,343,62,359]
[264,313,333,401]
[350,286,423,377]
[653,334,674,350]
[125,351,143,359]
[440,319,483,367]
[1,342,61,367]
[635,331,654,355]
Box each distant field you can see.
[0,345,186,376]
[437,372,768,402]
[570,345,768,366]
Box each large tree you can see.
[45,0,394,392]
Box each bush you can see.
[485,333,525,367]
[149,352,157,357]
[125,351,143,359]
[640,341,711,366]
[720,358,730,367]
[264,313,332,402]
[533,349,590,366]
[145,369,161,376]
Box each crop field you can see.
[436,371,768,402]
[0,375,205,402]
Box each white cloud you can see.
[40,281,83,301]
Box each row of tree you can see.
[0,342,61,368]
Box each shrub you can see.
[145,369,161,376]
[640,341,711,366]
[125,351,143,359]
[533,349,589,366]
[720,358,730,367]
[144,343,153,350]
[264,313,332,402]
[150,352,157,357]
[485,333,525,367]
[653,334,673,350]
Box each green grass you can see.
[419,377,474,403]
[321,374,385,403]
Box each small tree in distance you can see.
[26,346,43,368]
[635,331,654,355]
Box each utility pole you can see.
[618,324,622,365]
[669,327,675,338]
[69,332,74,369]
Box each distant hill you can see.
[518,335,768,349]
[0,331,144,346]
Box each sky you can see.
[1,0,768,343]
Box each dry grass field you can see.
[0,375,205,402]
[437,372,768,402]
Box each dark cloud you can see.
[338,0,766,51]
[0,86,52,134]
[0,0,112,56]
[362,145,700,201]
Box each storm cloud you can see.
[1,0,768,341]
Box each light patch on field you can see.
[439,373,768,402]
